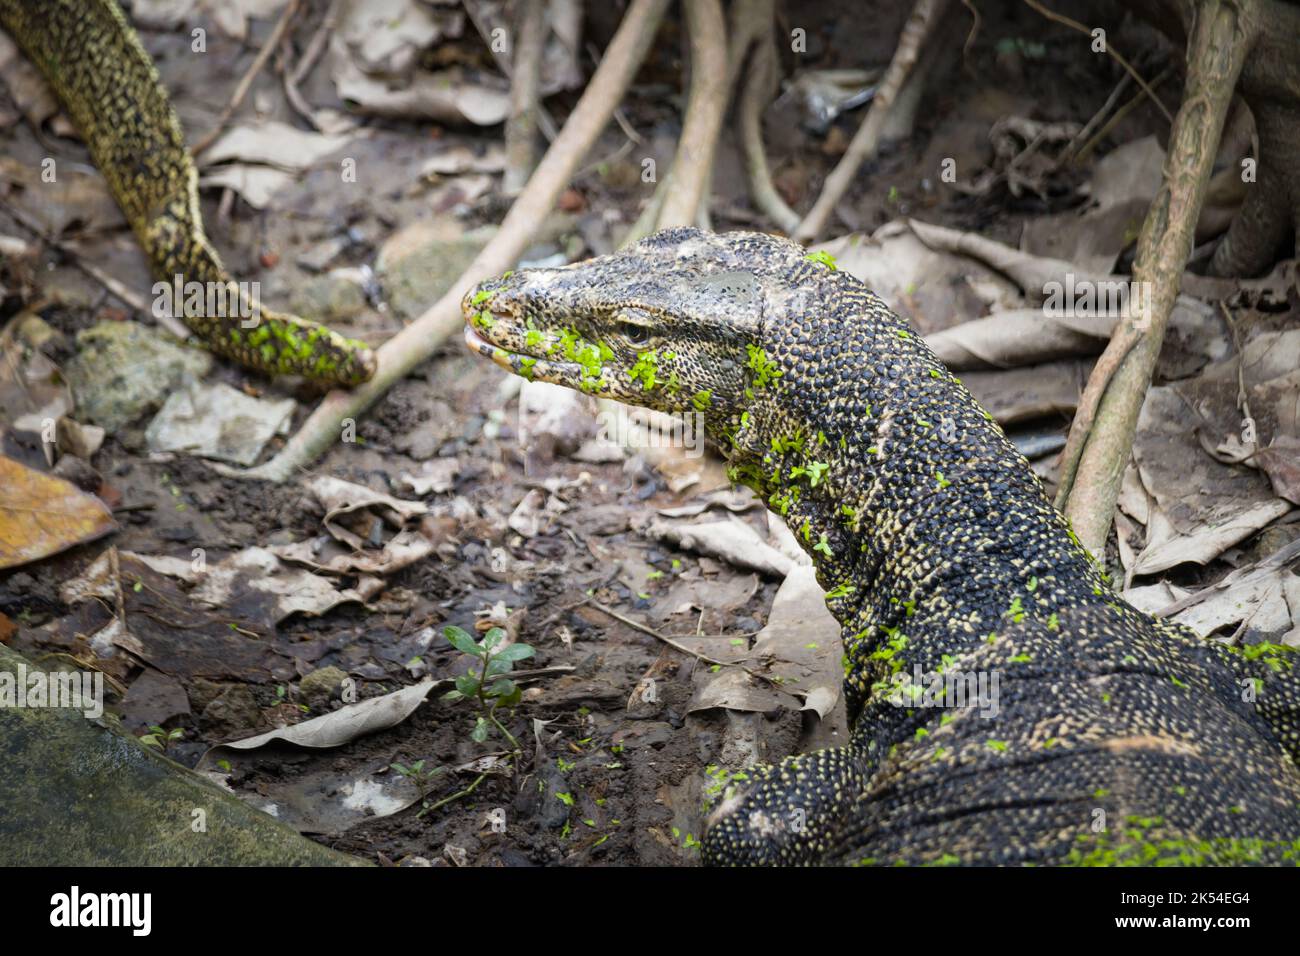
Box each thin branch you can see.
[1058,70,1132,167]
[1072,66,1175,165]
[191,0,302,157]
[3,204,191,340]
[463,0,559,143]
[289,0,341,88]
[585,600,734,667]
[1021,0,1174,124]
[281,0,345,132]
[1155,534,1300,618]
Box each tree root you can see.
[237,0,672,482]
[624,0,728,241]
[1056,0,1255,557]
[1135,0,1300,276]
[792,0,950,243]
[735,0,799,233]
[503,0,546,196]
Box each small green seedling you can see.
[443,625,535,751]
[391,759,444,800]
[139,725,183,752]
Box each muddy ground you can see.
[0,0,1252,866]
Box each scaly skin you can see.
[462,228,1300,866]
[0,0,376,386]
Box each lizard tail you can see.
[0,0,375,386]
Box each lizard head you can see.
[461,227,813,426]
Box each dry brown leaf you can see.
[0,454,115,570]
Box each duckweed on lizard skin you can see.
[461,227,1300,866]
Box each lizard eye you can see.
[619,321,652,347]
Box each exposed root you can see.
[625,0,729,241]
[504,0,546,196]
[735,0,799,232]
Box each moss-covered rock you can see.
[0,646,365,866]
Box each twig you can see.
[235,0,673,482]
[958,0,982,62]
[1058,70,1132,167]
[793,0,949,242]
[585,599,733,667]
[612,107,644,146]
[1021,0,1174,125]
[1155,535,1300,619]
[584,599,788,687]
[3,204,191,340]
[192,0,302,157]
[584,41,644,147]
[289,0,341,88]
[280,0,345,133]
[1073,66,1174,165]
[419,772,488,815]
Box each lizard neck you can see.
[721,276,1110,714]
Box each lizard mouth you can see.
[462,316,590,389]
[462,320,520,368]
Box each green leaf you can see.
[444,626,481,657]
[455,673,481,697]
[493,643,536,663]
[486,678,517,699]
[482,627,505,650]
[485,657,515,678]
[471,717,490,743]
[442,689,465,703]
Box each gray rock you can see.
[298,665,349,710]
[64,321,211,433]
